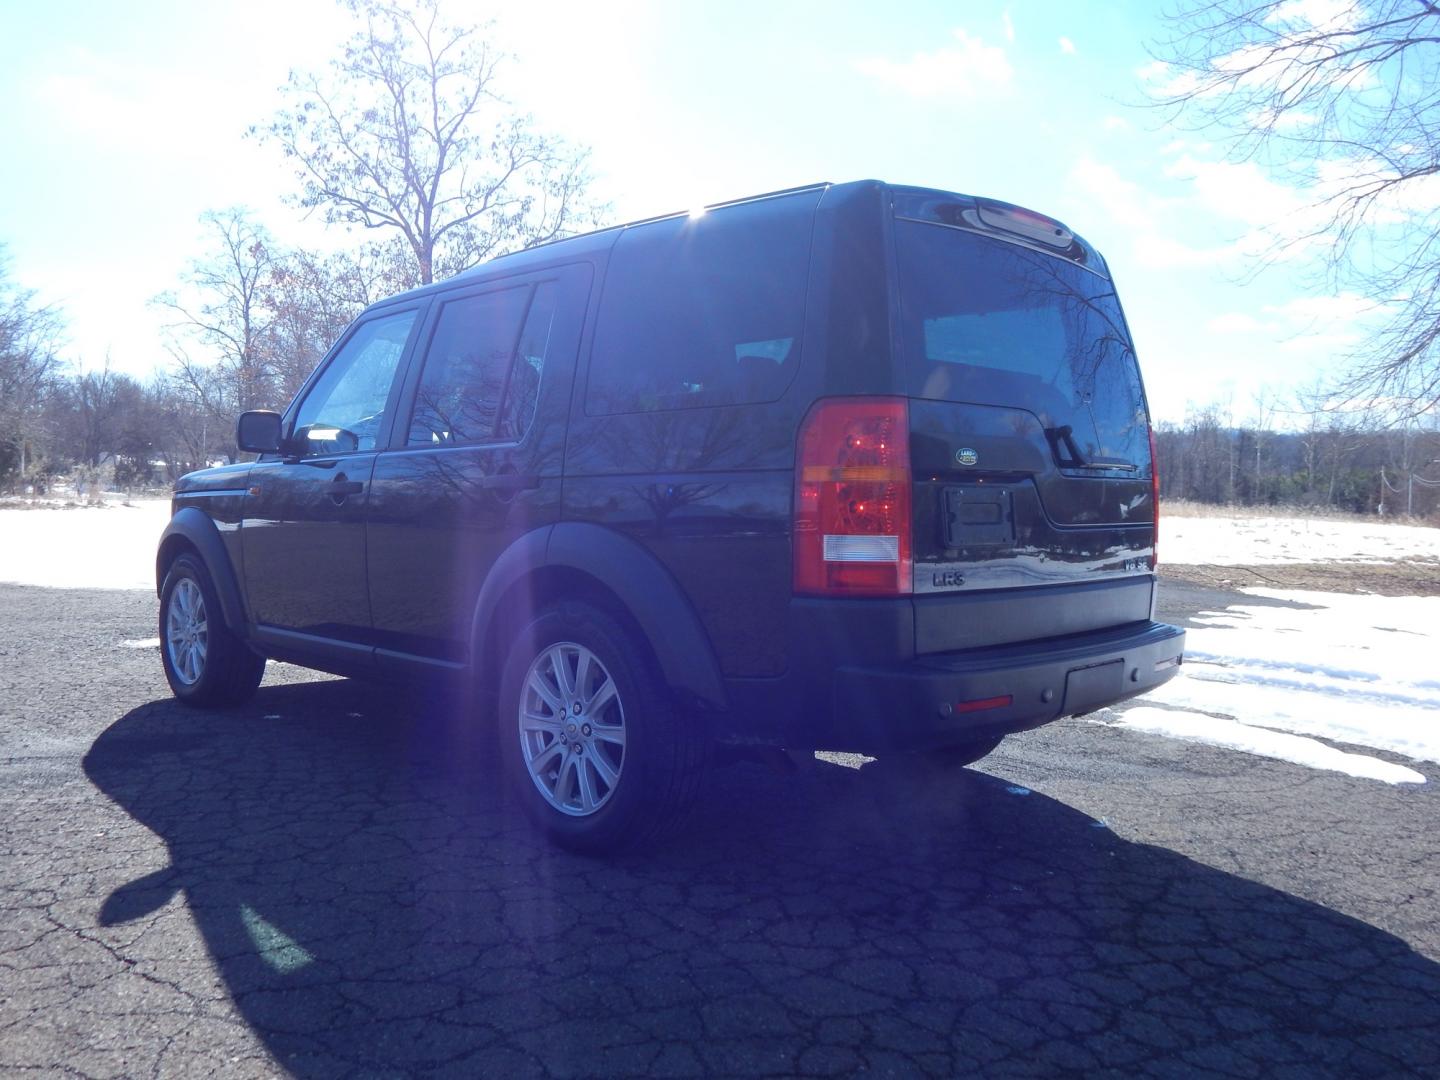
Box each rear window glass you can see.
[585,190,818,414]
[897,220,1148,469]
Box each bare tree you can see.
[1149,1,1440,415]
[157,209,281,421]
[256,0,602,285]
[0,247,64,485]
[57,360,144,468]
[264,239,417,404]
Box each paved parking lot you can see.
[2,582,1437,1077]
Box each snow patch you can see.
[1123,587,1439,778]
[1165,514,1440,567]
[1116,707,1426,784]
[0,500,170,590]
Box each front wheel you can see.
[498,602,707,854]
[159,554,265,707]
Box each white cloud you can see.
[1137,59,1204,99]
[1132,234,1235,269]
[1207,312,1264,334]
[1067,157,1239,269]
[855,29,1012,98]
[1059,36,1076,55]
[1140,8,1378,103]
[1067,158,1156,231]
[1265,292,1378,324]
[1102,115,1130,132]
[1197,292,1379,356]
[1266,0,1362,32]
[1002,10,1015,43]
[1163,154,1304,226]
[1248,107,1319,130]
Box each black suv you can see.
[157,180,1185,851]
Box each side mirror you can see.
[236,410,284,454]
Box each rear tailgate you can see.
[893,195,1156,652]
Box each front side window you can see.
[585,190,819,415]
[291,309,417,456]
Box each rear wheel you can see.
[159,554,265,707]
[498,602,707,854]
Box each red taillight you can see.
[794,397,912,596]
[1149,424,1160,570]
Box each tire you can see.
[159,553,265,707]
[497,602,708,854]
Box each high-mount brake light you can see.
[1149,424,1161,569]
[794,397,913,596]
[975,200,1074,249]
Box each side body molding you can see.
[472,523,729,711]
[155,507,249,630]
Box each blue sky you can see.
[0,0,1366,423]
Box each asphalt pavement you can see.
[1,581,1437,1077]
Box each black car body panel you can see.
[162,178,1185,757]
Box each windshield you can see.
[897,220,1149,470]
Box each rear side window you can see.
[408,284,557,446]
[897,221,1148,469]
[585,190,819,414]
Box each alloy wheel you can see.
[165,578,208,686]
[517,642,626,816]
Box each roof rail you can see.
[485,181,833,263]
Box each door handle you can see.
[329,474,365,503]
[480,473,541,492]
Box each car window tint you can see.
[291,309,416,457]
[898,221,1148,468]
[408,286,530,446]
[497,282,559,441]
[585,190,818,415]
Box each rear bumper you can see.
[722,597,1185,753]
[828,620,1185,753]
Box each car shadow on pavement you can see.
[85,679,1440,1078]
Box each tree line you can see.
[1,0,599,493]
[0,221,422,490]
[1156,397,1440,520]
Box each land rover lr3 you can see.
[156,180,1186,852]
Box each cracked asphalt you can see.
[2,580,1437,1078]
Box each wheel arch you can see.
[473,523,728,712]
[156,507,249,632]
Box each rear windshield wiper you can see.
[1045,425,1138,471]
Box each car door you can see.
[365,265,592,668]
[242,305,423,664]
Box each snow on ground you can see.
[1164,513,1440,566]
[1116,707,1426,785]
[0,499,170,590]
[1115,586,1438,783]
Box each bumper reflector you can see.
[953,694,1013,714]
